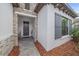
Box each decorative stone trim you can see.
[0,35,16,56]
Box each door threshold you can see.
[23,36,30,38]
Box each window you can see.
[62,17,68,35]
[25,3,30,10]
[55,13,72,39]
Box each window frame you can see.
[55,13,72,39]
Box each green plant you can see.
[70,28,79,49]
[71,28,79,38]
[70,28,79,39]
[70,21,79,50]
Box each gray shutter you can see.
[55,13,62,39]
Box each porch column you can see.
[13,12,18,46]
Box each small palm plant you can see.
[70,27,79,51]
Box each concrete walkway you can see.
[19,37,40,56]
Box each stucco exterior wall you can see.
[37,5,48,50]
[38,4,74,51]
[0,3,13,38]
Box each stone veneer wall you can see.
[13,11,19,46]
[0,35,15,56]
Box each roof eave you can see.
[34,3,78,18]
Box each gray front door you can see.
[23,21,29,37]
